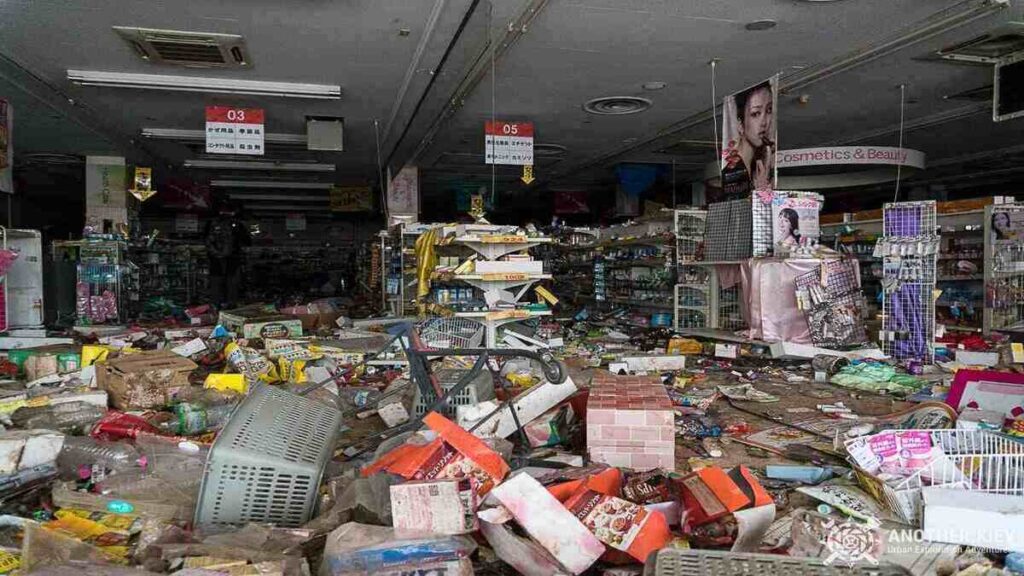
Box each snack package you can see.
[90,412,163,442]
[549,467,621,503]
[523,404,574,448]
[679,466,772,528]
[203,373,248,395]
[622,469,676,505]
[390,479,479,536]
[81,345,113,368]
[277,357,308,384]
[564,476,671,562]
[846,430,942,476]
[225,342,279,385]
[363,412,509,496]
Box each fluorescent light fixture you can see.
[67,69,341,99]
[245,205,329,212]
[185,159,334,172]
[141,128,305,144]
[228,194,329,202]
[211,179,333,189]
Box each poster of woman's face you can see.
[721,77,778,199]
[771,196,820,248]
[991,210,1024,243]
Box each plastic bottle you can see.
[10,401,106,433]
[56,436,143,481]
[159,402,236,435]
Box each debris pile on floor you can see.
[0,304,1021,575]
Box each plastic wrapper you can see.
[56,436,144,482]
[11,401,105,434]
[321,522,475,576]
[91,411,163,442]
[21,521,117,572]
[226,342,279,385]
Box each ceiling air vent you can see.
[113,27,251,68]
[919,22,1024,65]
[583,96,652,115]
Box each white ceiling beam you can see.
[68,70,341,99]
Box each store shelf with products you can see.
[53,239,138,327]
[551,218,676,326]
[822,199,994,332]
[129,240,208,306]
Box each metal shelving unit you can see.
[984,202,1024,335]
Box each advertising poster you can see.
[991,209,1024,244]
[0,100,10,194]
[771,195,820,247]
[387,165,419,222]
[721,76,778,199]
[329,186,372,212]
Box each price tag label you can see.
[482,273,529,281]
[481,235,527,244]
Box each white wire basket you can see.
[416,316,484,349]
[847,429,1024,526]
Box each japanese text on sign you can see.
[484,121,533,166]
[206,106,265,156]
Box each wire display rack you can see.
[794,259,868,348]
[415,316,485,349]
[674,209,707,264]
[879,201,937,363]
[847,429,1024,525]
[704,199,754,261]
[984,202,1024,334]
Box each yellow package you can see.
[57,508,142,535]
[81,345,112,367]
[506,372,536,387]
[204,373,248,395]
[667,337,702,355]
[225,342,279,384]
[45,513,132,557]
[278,357,308,384]
[0,550,19,573]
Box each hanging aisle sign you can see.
[485,121,533,165]
[205,106,264,155]
[285,213,306,231]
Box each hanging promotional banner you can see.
[205,106,264,155]
[387,165,419,222]
[721,76,778,199]
[484,121,534,165]
[329,185,372,212]
[285,213,307,231]
[128,166,156,201]
[554,190,589,214]
[0,100,11,194]
[161,177,211,211]
[771,194,821,247]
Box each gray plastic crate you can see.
[644,550,911,576]
[412,368,496,419]
[194,385,342,530]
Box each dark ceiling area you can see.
[1,0,1024,222]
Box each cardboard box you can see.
[621,355,686,372]
[587,374,675,470]
[679,466,772,527]
[390,479,478,535]
[922,487,1024,553]
[488,473,605,574]
[218,308,304,339]
[96,350,197,410]
[954,350,1000,367]
[469,377,578,439]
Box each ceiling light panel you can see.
[142,128,305,144]
[185,159,334,172]
[67,70,341,99]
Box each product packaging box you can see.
[218,307,304,339]
[0,430,64,474]
[390,478,479,535]
[363,412,509,496]
[474,260,543,274]
[563,474,671,562]
[587,374,675,470]
[487,473,605,574]
[96,350,197,410]
[679,465,772,527]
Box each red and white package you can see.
[363,412,510,496]
[563,476,671,562]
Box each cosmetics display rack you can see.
[984,202,1024,335]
